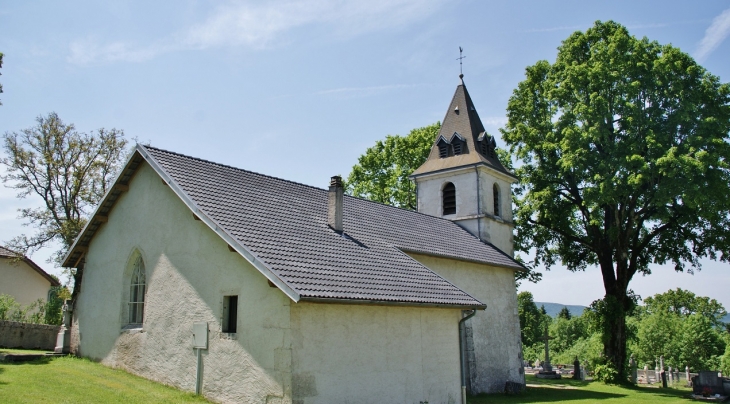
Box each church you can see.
[62,75,525,404]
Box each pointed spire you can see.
[410,76,514,178]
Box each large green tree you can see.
[502,20,730,380]
[643,287,727,327]
[517,291,547,348]
[346,122,440,209]
[1,113,128,296]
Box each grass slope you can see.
[0,355,211,403]
[470,374,693,404]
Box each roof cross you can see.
[456,46,466,76]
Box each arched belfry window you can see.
[128,256,146,325]
[493,183,501,217]
[443,182,456,215]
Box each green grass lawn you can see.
[470,374,694,404]
[0,354,211,403]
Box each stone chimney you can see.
[328,176,343,232]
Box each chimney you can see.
[328,175,343,232]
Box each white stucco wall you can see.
[414,167,515,255]
[0,259,52,307]
[72,162,293,404]
[290,302,461,404]
[408,253,524,394]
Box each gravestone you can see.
[686,366,691,387]
[644,365,649,384]
[629,355,637,384]
[573,357,581,380]
[691,371,725,396]
[54,300,73,354]
[668,366,673,384]
[660,355,667,388]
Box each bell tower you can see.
[410,75,517,256]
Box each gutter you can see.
[459,308,478,404]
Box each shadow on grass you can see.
[1,356,54,365]
[471,387,626,403]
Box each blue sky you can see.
[2,1,729,308]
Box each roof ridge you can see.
[142,144,469,227]
[142,144,332,194]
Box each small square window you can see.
[222,295,238,333]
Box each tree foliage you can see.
[517,291,548,347]
[501,20,730,380]
[558,306,572,320]
[643,288,727,327]
[1,113,128,286]
[346,122,440,209]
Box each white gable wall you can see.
[0,259,52,307]
[408,253,524,394]
[290,302,461,404]
[72,162,294,404]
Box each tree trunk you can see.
[603,289,629,381]
[599,253,632,382]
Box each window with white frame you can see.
[128,256,146,325]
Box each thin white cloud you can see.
[695,8,730,62]
[316,84,419,97]
[68,0,445,65]
[524,25,583,33]
[482,117,508,127]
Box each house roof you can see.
[411,76,516,179]
[1,246,61,287]
[64,145,525,309]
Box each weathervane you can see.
[457,46,466,76]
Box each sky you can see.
[1,1,729,309]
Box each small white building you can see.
[0,246,60,307]
[63,77,525,404]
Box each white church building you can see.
[63,76,525,404]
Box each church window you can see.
[128,256,146,325]
[493,183,501,217]
[443,182,456,215]
[222,295,238,333]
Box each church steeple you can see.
[412,76,512,177]
[410,76,517,256]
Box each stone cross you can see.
[540,324,555,372]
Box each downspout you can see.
[459,308,478,404]
[474,166,481,240]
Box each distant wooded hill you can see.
[534,302,587,318]
[535,302,730,323]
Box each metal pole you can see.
[195,348,203,395]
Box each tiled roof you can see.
[411,77,515,178]
[136,146,522,308]
[0,246,19,258]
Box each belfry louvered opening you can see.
[443,182,456,215]
[453,141,462,155]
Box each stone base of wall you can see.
[0,320,60,350]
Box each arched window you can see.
[493,183,501,217]
[443,182,456,215]
[128,256,146,325]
